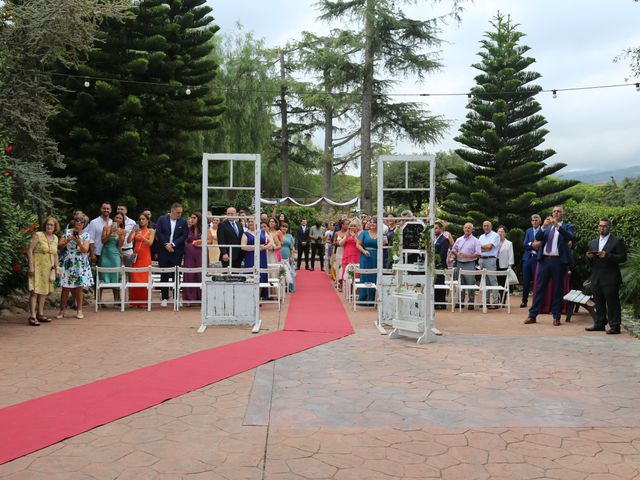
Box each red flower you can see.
[12,264,21,272]
[4,145,13,154]
[21,247,27,254]
[5,169,12,176]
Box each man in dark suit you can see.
[296,218,311,270]
[585,218,627,334]
[217,206,244,268]
[520,214,541,308]
[433,221,450,309]
[155,202,188,307]
[525,205,575,326]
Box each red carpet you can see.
[0,269,353,465]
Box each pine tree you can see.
[316,0,462,214]
[442,14,577,233]
[51,0,223,214]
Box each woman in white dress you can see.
[497,225,514,271]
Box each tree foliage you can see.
[50,0,223,214]
[316,0,463,213]
[441,13,577,235]
[0,0,129,218]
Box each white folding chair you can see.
[343,263,357,303]
[95,266,123,311]
[176,266,204,310]
[352,267,378,311]
[150,266,178,310]
[434,268,456,312]
[481,269,511,313]
[457,267,484,311]
[122,266,152,311]
[259,268,282,310]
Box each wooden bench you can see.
[563,289,596,323]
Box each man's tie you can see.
[545,227,555,253]
[232,221,239,237]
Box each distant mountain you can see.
[558,165,640,184]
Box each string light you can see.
[16,67,640,99]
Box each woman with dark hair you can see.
[280,222,296,292]
[241,217,271,299]
[127,212,156,306]
[57,211,93,319]
[182,212,207,303]
[99,211,125,304]
[26,217,60,326]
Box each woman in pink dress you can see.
[341,220,361,283]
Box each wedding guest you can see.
[207,216,220,265]
[280,222,296,292]
[267,217,282,263]
[26,216,60,326]
[356,217,384,305]
[99,211,124,305]
[451,222,481,310]
[497,225,514,271]
[341,220,361,284]
[87,201,112,265]
[155,203,188,308]
[127,212,156,307]
[182,212,207,303]
[57,212,93,319]
[241,217,271,299]
[333,219,349,287]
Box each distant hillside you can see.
[558,165,640,184]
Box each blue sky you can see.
[208,0,640,173]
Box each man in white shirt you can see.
[87,202,112,265]
[478,220,501,309]
[117,204,138,263]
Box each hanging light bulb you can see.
[83,79,90,88]
[552,89,557,99]
[636,83,640,92]
[185,88,192,95]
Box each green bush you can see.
[564,203,640,287]
[0,152,36,295]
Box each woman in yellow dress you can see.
[207,216,220,265]
[27,216,60,326]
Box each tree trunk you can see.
[360,0,375,214]
[279,49,289,198]
[322,102,334,196]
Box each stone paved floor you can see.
[1,279,639,479]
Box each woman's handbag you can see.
[507,268,519,285]
[123,252,138,267]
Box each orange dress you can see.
[129,228,152,305]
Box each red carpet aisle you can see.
[0,270,352,465]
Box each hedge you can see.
[564,203,640,287]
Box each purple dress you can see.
[183,229,206,301]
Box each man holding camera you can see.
[525,205,574,326]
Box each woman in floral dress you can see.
[56,212,93,319]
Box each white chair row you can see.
[96,265,287,313]
[454,268,513,313]
[342,264,394,311]
[95,266,183,311]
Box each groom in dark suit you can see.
[585,218,627,334]
[525,205,575,326]
[217,206,244,268]
[155,202,188,307]
[296,218,311,270]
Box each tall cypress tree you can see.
[51,0,223,213]
[442,14,577,233]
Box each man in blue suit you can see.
[525,205,575,326]
[520,214,541,308]
[155,202,188,307]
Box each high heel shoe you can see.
[76,311,84,319]
[36,314,51,323]
[28,317,40,326]
[55,311,65,319]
